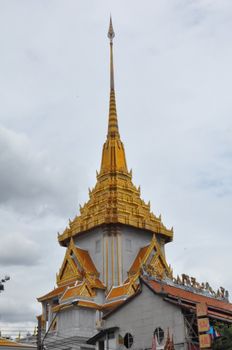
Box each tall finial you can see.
[108,16,115,91]
[108,16,115,43]
[107,16,119,137]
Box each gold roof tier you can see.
[58,18,173,246]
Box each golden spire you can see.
[107,16,118,138]
[58,18,173,247]
[99,17,128,175]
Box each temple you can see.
[37,19,232,350]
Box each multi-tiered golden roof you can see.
[58,17,173,247]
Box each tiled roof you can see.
[38,278,104,303]
[52,296,126,313]
[91,278,106,290]
[75,246,99,275]
[52,299,100,312]
[103,288,142,318]
[107,282,132,300]
[53,298,125,313]
[37,283,74,302]
[103,278,232,321]
[78,300,99,309]
[143,278,232,315]
[128,245,150,274]
[0,338,36,348]
[60,281,94,301]
[167,296,232,322]
[39,239,105,303]
[102,299,125,310]
[60,283,84,301]
[56,239,101,287]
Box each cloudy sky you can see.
[0,0,232,336]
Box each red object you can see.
[151,335,157,350]
[143,278,232,317]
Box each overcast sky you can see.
[0,0,232,336]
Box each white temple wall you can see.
[74,225,164,288]
[74,228,104,277]
[156,235,166,257]
[57,307,96,338]
[103,284,186,350]
[120,226,152,281]
[94,289,105,304]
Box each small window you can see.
[124,333,133,348]
[95,240,101,253]
[108,331,115,339]
[154,327,164,344]
[126,239,132,252]
[52,297,59,306]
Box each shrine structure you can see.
[37,19,231,350]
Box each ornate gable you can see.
[60,281,95,302]
[57,238,100,286]
[56,238,105,293]
[106,279,139,301]
[102,236,170,302]
[57,240,82,286]
[60,260,77,281]
[128,236,170,281]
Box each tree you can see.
[212,324,232,350]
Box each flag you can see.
[207,326,221,339]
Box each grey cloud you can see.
[0,126,49,202]
[0,234,40,266]
[0,299,36,323]
[0,0,232,332]
[196,174,232,197]
[0,125,81,217]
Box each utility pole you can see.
[37,316,42,350]
[0,276,10,293]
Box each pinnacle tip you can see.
[108,16,115,42]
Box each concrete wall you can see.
[74,225,154,288]
[57,307,96,338]
[103,284,186,350]
[120,227,152,281]
[75,227,104,279]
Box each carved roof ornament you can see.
[58,18,173,246]
[168,272,230,301]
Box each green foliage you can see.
[212,324,232,350]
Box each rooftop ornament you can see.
[142,266,229,301]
